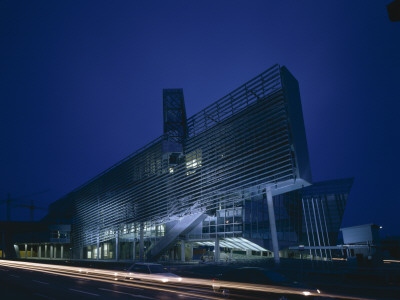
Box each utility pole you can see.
[1,190,50,221]
[15,199,47,222]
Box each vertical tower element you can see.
[280,66,312,185]
[163,89,187,143]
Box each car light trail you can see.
[383,259,400,263]
[0,260,222,300]
[0,260,373,300]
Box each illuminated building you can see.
[8,65,353,262]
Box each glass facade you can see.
[301,178,354,250]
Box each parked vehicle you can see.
[125,263,182,283]
[212,267,321,299]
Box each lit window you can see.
[185,150,202,175]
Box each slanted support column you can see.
[190,245,193,261]
[25,244,27,258]
[139,223,144,261]
[38,245,41,258]
[214,237,220,262]
[115,230,119,261]
[61,245,64,259]
[45,244,48,258]
[266,189,280,265]
[181,241,185,262]
[50,245,53,259]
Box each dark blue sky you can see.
[1,1,399,236]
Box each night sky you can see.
[1,1,399,237]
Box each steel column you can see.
[266,189,280,265]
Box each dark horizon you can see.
[1,1,399,237]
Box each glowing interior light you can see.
[185,150,202,170]
[302,291,311,296]
[317,289,321,294]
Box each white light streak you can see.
[0,260,370,300]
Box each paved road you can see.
[0,264,218,300]
[1,260,381,300]
[173,264,400,300]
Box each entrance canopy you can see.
[195,237,267,252]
